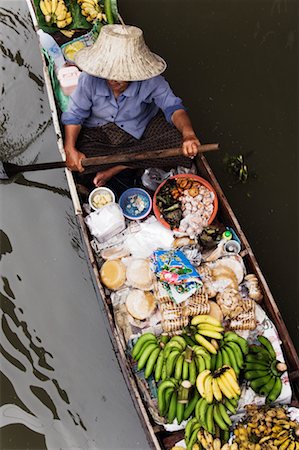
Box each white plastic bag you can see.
[85,203,125,242]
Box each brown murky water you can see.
[0,0,298,448]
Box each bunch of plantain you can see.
[232,404,299,450]
[77,0,103,22]
[244,335,287,403]
[39,0,72,28]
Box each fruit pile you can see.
[244,336,287,403]
[232,404,299,450]
[39,0,72,27]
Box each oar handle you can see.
[81,143,219,168]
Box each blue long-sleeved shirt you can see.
[61,73,186,139]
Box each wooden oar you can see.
[1,143,219,179]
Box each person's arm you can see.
[64,124,86,172]
[172,109,200,158]
[149,76,200,158]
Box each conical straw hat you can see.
[74,24,167,81]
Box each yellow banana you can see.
[222,370,240,396]
[191,314,222,327]
[204,374,214,404]
[54,1,65,17]
[194,334,217,354]
[217,375,236,399]
[56,11,67,21]
[56,16,72,28]
[279,439,292,450]
[212,438,221,450]
[288,442,295,450]
[44,0,52,14]
[40,0,49,16]
[66,11,71,18]
[51,0,58,13]
[196,369,211,397]
[212,377,222,401]
[226,366,238,382]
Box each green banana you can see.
[161,360,167,380]
[257,335,276,360]
[200,398,210,430]
[221,428,230,443]
[157,379,176,415]
[244,362,271,371]
[182,334,197,346]
[176,401,185,424]
[182,360,189,380]
[132,333,156,359]
[166,349,181,377]
[250,373,273,393]
[195,355,206,373]
[270,360,287,377]
[164,340,184,357]
[187,424,201,450]
[218,402,232,426]
[220,347,231,367]
[159,333,169,345]
[188,359,197,385]
[244,369,272,381]
[224,344,240,375]
[205,403,215,434]
[258,375,276,396]
[246,351,271,364]
[224,332,249,355]
[163,386,175,416]
[137,342,159,371]
[225,341,244,369]
[144,347,161,378]
[154,349,165,382]
[210,353,217,372]
[266,376,282,403]
[171,335,187,350]
[174,354,184,380]
[213,403,229,431]
[184,390,200,420]
[201,352,211,370]
[185,416,198,445]
[195,397,204,423]
[167,389,178,423]
[215,349,223,369]
[224,398,237,414]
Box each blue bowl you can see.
[119,188,152,220]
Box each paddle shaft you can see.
[3,143,219,177]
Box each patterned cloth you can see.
[76,111,192,174]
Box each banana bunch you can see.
[214,331,249,374]
[190,315,224,354]
[244,336,287,403]
[39,0,72,28]
[185,418,233,450]
[131,332,169,380]
[196,366,240,404]
[157,378,193,424]
[77,0,103,23]
[196,429,239,450]
[232,404,299,450]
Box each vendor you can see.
[61,24,201,192]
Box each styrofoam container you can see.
[57,65,80,96]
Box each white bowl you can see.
[88,187,115,211]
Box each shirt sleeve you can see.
[147,76,187,123]
[61,73,93,125]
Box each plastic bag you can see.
[85,203,125,242]
[141,168,172,191]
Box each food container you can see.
[118,188,152,220]
[89,187,115,211]
[57,65,80,96]
[153,174,218,230]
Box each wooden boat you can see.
[26,2,299,448]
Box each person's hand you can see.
[182,134,200,158]
[65,146,86,172]
[93,167,116,187]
